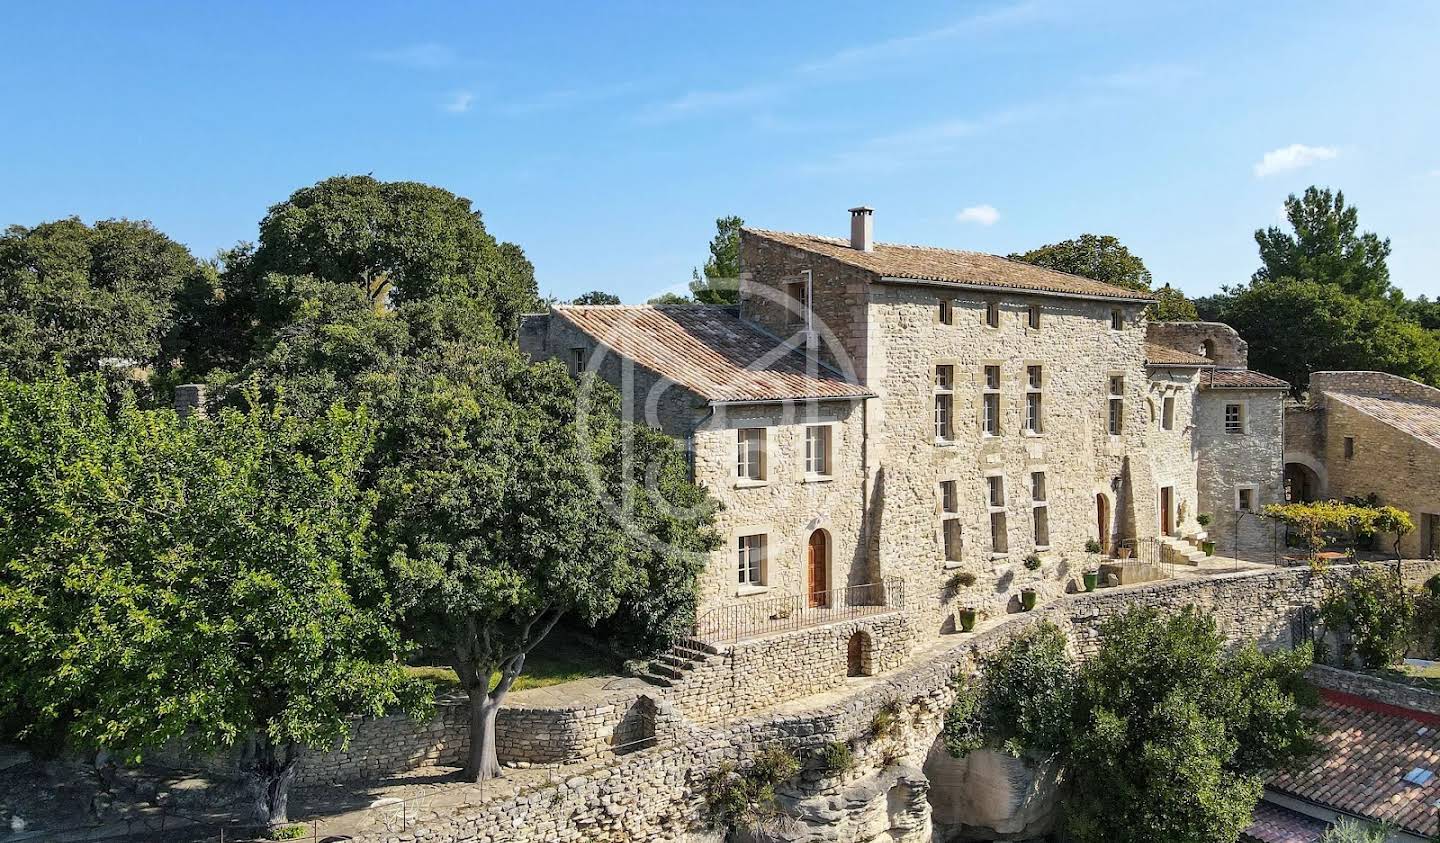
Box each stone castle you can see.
[522,207,1293,643]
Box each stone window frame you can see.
[802,422,838,482]
[984,299,1001,329]
[734,426,770,487]
[1107,372,1126,436]
[1030,468,1050,551]
[568,346,586,376]
[980,363,1002,437]
[1024,362,1044,436]
[1027,303,1042,331]
[1234,484,1259,513]
[937,297,954,326]
[937,477,964,569]
[984,468,1009,559]
[733,528,772,595]
[1343,435,1355,459]
[785,281,809,327]
[934,362,958,444]
[1161,393,1176,431]
[1110,307,1125,332]
[1223,400,1249,435]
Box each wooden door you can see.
[1160,487,1174,536]
[1096,494,1110,554]
[807,531,828,608]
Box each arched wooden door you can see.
[807,531,829,608]
[1096,494,1110,554]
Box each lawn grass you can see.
[405,629,619,695]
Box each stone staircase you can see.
[1159,533,1212,566]
[635,637,721,688]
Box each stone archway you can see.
[847,629,875,677]
[1282,453,1327,501]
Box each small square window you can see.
[1236,487,1255,511]
[1028,304,1041,330]
[568,347,585,376]
[985,300,1000,328]
[1110,308,1124,331]
[737,534,766,586]
[805,425,831,475]
[939,298,954,325]
[1343,436,1355,459]
[1224,403,1245,435]
[736,428,766,481]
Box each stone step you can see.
[647,662,688,680]
[657,652,704,669]
[637,670,675,688]
[677,637,722,656]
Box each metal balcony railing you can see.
[693,576,905,644]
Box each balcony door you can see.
[807,530,829,608]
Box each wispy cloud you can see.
[956,205,1001,226]
[802,104,1042,174]
[1254,144,1339,178]
[500,81,643,116]
[1087,62,1199,92]
[442,91,475,114]
[638,83,781,123]
[799,1,1051,75]
[372,43,462,69]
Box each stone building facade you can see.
[521,208,1290,641]
[1285,370,1440,558]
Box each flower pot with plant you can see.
[958,607,977,632]
[1082,570,1099,592]
[1020,588,1037,611]
[1084,539,1102,555]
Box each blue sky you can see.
[3,1,1438,301]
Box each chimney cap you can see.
[848,206,874,214]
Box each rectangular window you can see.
[1028,304,1042,330]
[935,365,955,441]
[990,511,1009,555]
[941,480,959,514]
[1110,308,1124,331]
[737,534,766,586]
[939,298,954,325]
[1031,471,1047,502]
[1108,376,1125,435]
[804,425,831,475]
[985,300,1000,328]
[568,347,585,376]
[940,480,962,563]
[1224,403,1245,435]
[736,428,766,481]
[1032,505,1050,548]
[1236,487,1255,512]
[987,475,1005,508]
[943,519,964,563]
[1025,365,1043,434]
[1162,395,1175,431]
[786,281,808,326]
[1343,436,1355,459]
[983,365,1001,435]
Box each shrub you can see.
[943,621,1075,759]
[267,826,308,841]
[1023,554,1043,571]
[870,699,904,740]
[1320,564,1413,668]
[1084,539,1102,554]
[1320,818,1392,842]
[947,571,977,590]
[702,746,800,831]
[1196,513,1212,527]
[817,740,854,775]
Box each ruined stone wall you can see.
[1196,388,1286,556]
[1146,321,1249,368]
[360,562,1440,843]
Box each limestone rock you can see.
[923,740,1063,841]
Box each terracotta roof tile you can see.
[552,305,872,403]
[746,229,1154,302]
[1202,369,1291,390]
[1146,342,1215,367]
[1267,691,1440,837]
[1327,391,1440,451]
[1241,801,1329,843]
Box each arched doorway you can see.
[807,530,829,608]
[1284,462,1321,503]
[1096,493,1111,554]
[847,630,873,677]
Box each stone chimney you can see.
[175,384,206,419]
[849,206,873,252]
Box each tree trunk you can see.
[463,688,504,782]
[241,735,301,827]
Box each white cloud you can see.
[1253,144,1339,178]
[638,83,780,123]
[372,43,460,69]
[803,104,1042,174]
[799,2,1051,75]
[956,205,1000,226]
[443,91,475,114]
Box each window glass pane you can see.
[941,480,958,513]
[1031,472,1046,501]
[1028,365,1042,389]
[944,519,963,561]
[1027,393,1042,433]
[935,395,953,440]
[988,476,1004,507]
[990,512,1008,554]
[985,365,1000,389]
[1162,396,1175,430]
[1028,305,1041,329]
[1033,506,1049,547]
[935,364,954,390]
[984,394,999,434]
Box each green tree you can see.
[1066,607,1315,843]
[647,291,694,305]
[942,621,1075,758]
[373,348,717,781]
[1149,284,1199,321]
[1009,234,1153,293]
[689,215,744,305]
[1319,564,1414,668]
[0,372,419,827]
[0,218,210,380]
[571,290,622,305]
[1254,187,1393,299]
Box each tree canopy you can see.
[571,290,622,305]
[1150,284,1199,321]
[689,215,744,305]
[0,371,418,825]
[1254,187,1393,300]
[1009,234,1153,293]
[0,218,210,380]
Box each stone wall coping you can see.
[1306,664,1440,718]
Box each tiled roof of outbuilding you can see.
[1202,369,1291,390]
[1326,391,1440,451]
[1146,342,1215,367]
[745,229,1154,302]
[552,305,872,404]
[1240,801,1328,843]
[1267,690,1440,838]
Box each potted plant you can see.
[1196,513,1212,529]
[958,606,977,632]
[1020,588,1037,611]
[1084,539,1102,554]
[1023,553,1042,571]
[1201,539,1217,556]
[1082,569,1099,592]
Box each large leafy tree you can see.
[0,372,418,827]
[374,347,717,781]
[1254,187,1393,299]
[1150,284,1199,321]
[0,218,210,380]
[1009,234,1153,293]
[571,290,622,305]
[689,215,744,305]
